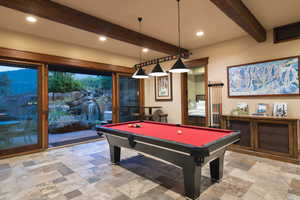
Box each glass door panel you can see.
[0,63,40,152]
[48,69,112,147]
[187,66,206,126]
[118,75,139,122]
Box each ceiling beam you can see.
[0,0,189,57]
[274,21,300,43]
[210,0,266,42]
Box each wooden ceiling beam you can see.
[274,21,300,43]
[0,47,134,73]
[0,0,189,57]
[210,0,266,42]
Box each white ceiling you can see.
[0,0,299,60]
[242,0,300,29]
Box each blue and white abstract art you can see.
[228,57,299,96]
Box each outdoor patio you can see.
[48,130,102,147]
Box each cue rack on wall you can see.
[208,81,224,128]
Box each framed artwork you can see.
[228,56,300,97]
[273,103,288,117]
[256,103,268,114]
[155,73,172,101]
[231,102,249,115]
[251,103,271,116]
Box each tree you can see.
[79,76,112,90]
[99,76,112,90]
[48,72,82,93]
[0,73,10,96]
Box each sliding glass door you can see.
[48,66,113,147]
[0,61,142,155]
[118,74,140,122]
[0,61,43,155]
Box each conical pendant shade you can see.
[149,63,168,77]
[132,67,149,79]
[169,57,190,73]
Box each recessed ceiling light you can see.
[26,16,37,23]
[99,36,107,41]
[142,48,149,53]
[196,31,204,37]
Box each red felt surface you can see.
[104,122,234,147]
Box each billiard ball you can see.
[177,130,182,134]
[129,123,142,128]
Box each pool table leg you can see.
[209,153,225,182]
[183,163,202,200]
[109,145,121,164]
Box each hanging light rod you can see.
[132,17,149,79]
[134,52,192,69]
[133,0,190,76]
[169,0,190,73]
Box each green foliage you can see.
[79,76,112,90]
[0,73,10,96]
[48,109,69,123]
[48,72,82,93]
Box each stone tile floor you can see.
[0,140,300,200]
[49,130,98,147]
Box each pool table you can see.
[98,121,240,200]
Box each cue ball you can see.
[177,130,182,134]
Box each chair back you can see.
[152,109,163,122]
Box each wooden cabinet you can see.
[222,115,300,164]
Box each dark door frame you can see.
[181,57,209,126]
[0,59,48,158]
[113,73,144,123]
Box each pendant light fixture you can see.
[149,59,168,77]
[132,17,149,79]
[169,0,190,73]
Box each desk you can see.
[124,106,162,120]
[142,106,162,115]
[99,121,240,199]
[124,106,162,115]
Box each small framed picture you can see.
[237,103,249,113]
[273,103,288,117]
[155,73,172,101]
[257,103,268,114]
[231,102,249,115]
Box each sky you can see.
[0,66,103,80]
[0,66,24,72]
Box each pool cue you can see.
[208,81,224,128]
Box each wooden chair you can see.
[159,113,168,123]
[152,110,168,122]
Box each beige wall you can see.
[145,31,300,124]
[144,60,183,124]
[0,28,137,67]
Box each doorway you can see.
[47,66,113,147]
[118,74,140,122]
[181,58,208,126]
[47,67,142,147]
